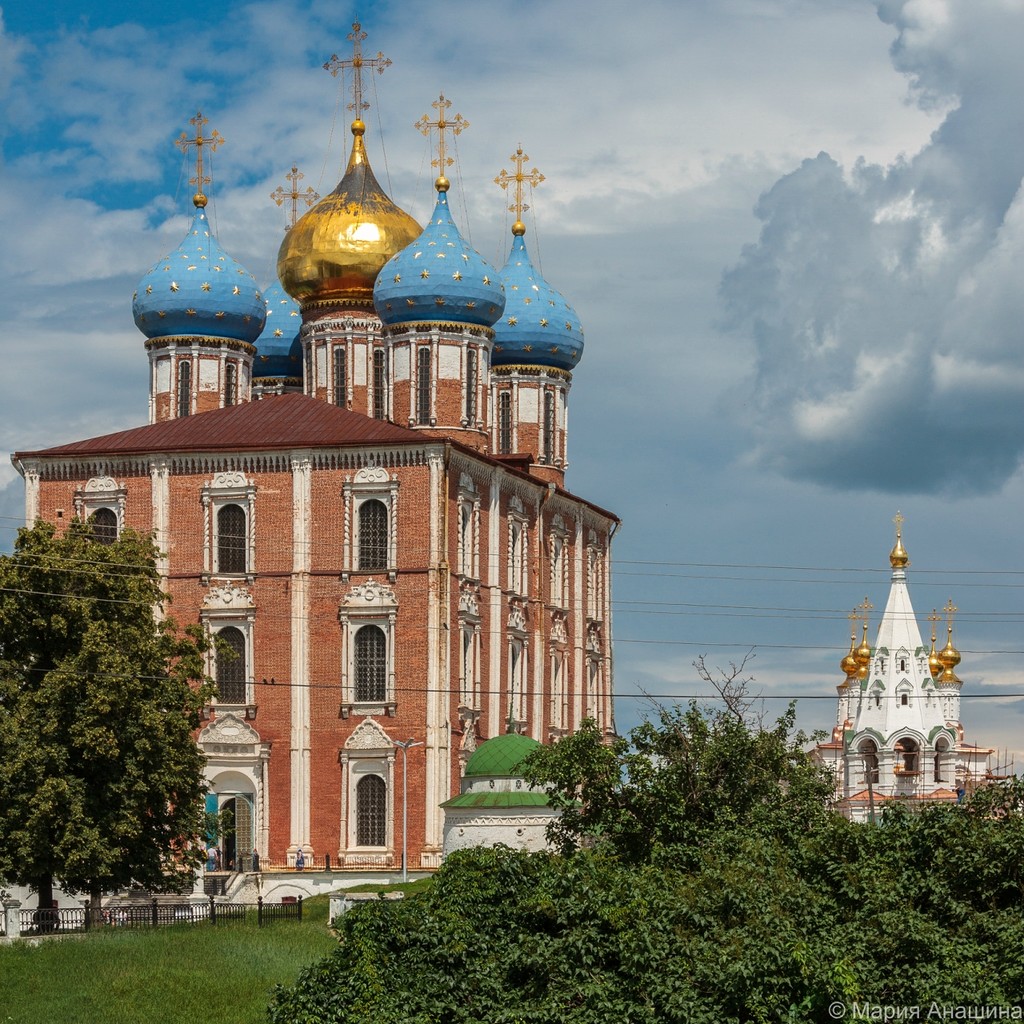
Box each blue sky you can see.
[3,0,1024,769]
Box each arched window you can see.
[901,693,909,706]
[177,360,192,418]
[358,500,388,571]
[354,625,386,703]
[465,348,477,424]
[217,504,247,574]
[224,362,237,407]
[543,391,554,464]
[372,350,387,420]
[859,739,879,784]
[417,347,431,425]
[216,627,247,704]
[333,347,347,407]
[356,775,386,846]
[91,507,118,545]
[498,392,512,453]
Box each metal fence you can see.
[16,895,300,936]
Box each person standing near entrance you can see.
[252,848,260,872]
[295,848,305,871]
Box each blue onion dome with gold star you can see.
[133,195,266,343]
[491,221,583,370]
[277,119,422,309]
[373,182,505,327]
[253,279,302,378]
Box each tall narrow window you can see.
[90,508,118,545]
[373,350,387,420]
[543,391,555,463]
[224,362,237,407]
[216,626,247,704]
[217,503,247,574]
[358,500,388,571]
[333,347,346,407]
[354,625,387,703]
[356,775,386,846]
[417,347,431,425]
[465,348,477,424]
[177,360,192,418]
[498,392,512,453]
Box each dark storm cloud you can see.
[721,0,1024,496]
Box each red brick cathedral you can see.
[11,45,617,875]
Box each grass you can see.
[0,895,337,1024]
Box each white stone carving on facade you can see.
[586,622,602,653]
[354,466,391,484]
[84,476,119,494]
[550,612,568,645]
[459,582,480,618]
[341,579,398,609]
[508,599,527,633]
[199,711,261,747]
[211,471,250,490]
[203,584,255,609]
[344,718,394,751]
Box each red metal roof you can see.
[14,393,423,458]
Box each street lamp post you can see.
[394,738,424,884]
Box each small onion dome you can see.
[253,280,302,379]
[491,225,583,371]
[928,631,943,679]
[133,199,265,344]
[463,733,540,778]
[890,532,909,569]
[854,624,872,679]
[374,187,505,327]
[938,627,962,683]
[840,633,858,679]
[277,119,421,308]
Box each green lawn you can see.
[0,896,337,1024]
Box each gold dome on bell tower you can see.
[276,24,421,312]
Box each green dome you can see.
[464,734,540,778]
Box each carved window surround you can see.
[201,584,256,710]
[201,472,257,583]
[341,466,399,582]
[337,719,396,867]
[338,579,399,719]
[74,477,127,535]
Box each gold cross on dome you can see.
[857,596,874,631]
[415,94,469,190]
[942,598,958,629]
[270,166,320,230]
[928,608,941,643]
[495,146,545,229]
[323,21,391,119]
[176,111,223,202]
[893,510,905,538]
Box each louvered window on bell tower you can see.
[417,347,431,425]
[465,348,477,424]
[543,391,555,463]
[333,347,346,407]
[216,626,247,705]
[354,625,387,702]
[358,500,388,571]
[356,775,386,846]
[373,350,387,420]
[498,392,512,453]
[177,360,191,418]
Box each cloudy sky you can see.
[3,0,1024,770]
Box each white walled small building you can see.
[814,518,994,821]
[441,734,558,856]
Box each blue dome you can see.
[491,232,583,371]
[133,204,266,344]
[373,189,505,328]
[253,280,302,379]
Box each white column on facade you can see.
[572,513,585,730]
[22,463,40,525]
[289,454,312,855]
[487,469,503,735]
[531,495,545,741]
[601,534,615,734]
[149,459,171,580]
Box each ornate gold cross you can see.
[495,146,545,231]
[857,596,874,631]
[270,166,320,230]
[928,608,941,644]
[176,111,223,202]
[415,94,468,191]
[943,598,958,630]
[323,21,391,119]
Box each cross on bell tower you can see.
[415,94,469,193]
[176,111,223,208]
[495,146,545,236]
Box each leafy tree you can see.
[0,520,214,910]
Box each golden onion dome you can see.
[928,625,943,679]
[938,626,962,683]
[840,632,858,679]
[277,119,421,311]
[889,525,909,569]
